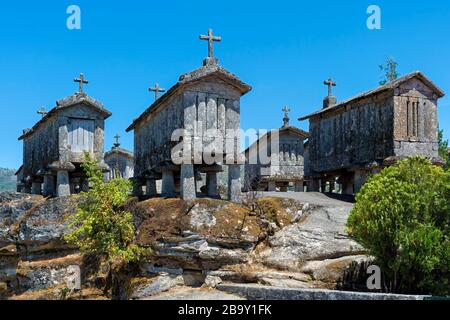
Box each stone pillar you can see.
[310,178,321,192]
[354,170,368,194]
[295,181,304,192]
[43,175,55,197]
[31,181,42,195]
[340,177,353,195]
[320,179,327,193]
[329,180,336,193]
[146,179,157,197]
[81,179,90,192]
[23,184,31,194]
[16,183,24,193]
[72,177,82,194]
[267,181,277,192]
[56,170,71,197]
[180,164,196,200]
[133,184,144,196]
[206,172,219,198]
[228,164,241,202]
[162,170,176,198]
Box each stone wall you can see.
[308,92,395,174]
[23,116,59,179]
[134,94,183,177]
[393,79,439,158]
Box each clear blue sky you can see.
[1,0,449,169]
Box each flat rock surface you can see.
[141,286,245,300]
[262,192,354,208]
[255,192,365,269]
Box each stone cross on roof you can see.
[113,133,121,148]
[324,78,336,97]
[149,83,166,101]
[37,107,47,118]
[199,28,222,60]
[74,73,89,94]
[282,106,290,127]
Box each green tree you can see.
[438,129,450,170]
[65,153,148,299]
[379,58,399,85]
[347,157,450,295]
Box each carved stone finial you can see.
[74,73,89,94]
[200,28,222,65]
[282,106,290,128]
[149,83,166,101]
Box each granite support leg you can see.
[162,170,176,198]
[146,179,157,197]
[180,164,196,200]
[267,181,277,192]
[43,175,55,197]
[295,181,304,192]
[228,165,241,202]
[56,170,71,197]
[206,172,219,198]
[31,182,42,195]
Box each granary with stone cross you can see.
[17,74,111,197]
[104,134,134,181]
[244,107,309,192]
[299,71,445,195]
[126,29,252,201]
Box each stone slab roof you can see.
[244,125,309,155]
[126,63,252,132]
[18,93,112,140]
[299,71,445,121]
[105,147,134,159]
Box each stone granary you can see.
[244,107,309,192]
[104,134,134,181]
[126,29,252,201]
[18,74,111,197]
[299,71,445,194]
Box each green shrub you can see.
[347,157,450,295]
[65,153,149,299]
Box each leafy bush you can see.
[347,157,450,296]
[438,129,449,171]
[65,153,149,299]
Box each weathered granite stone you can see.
[228,165,241,202]
[180,164,196,200]
[216,283,430,300]
[256,203,365,270]
[131,274,184,299]
[42,175,55,197]
[146,179,157,197]
[161,170,176,198]
[56,170,71,197]
[204,275,222,288]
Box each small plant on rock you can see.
[65,153,149,300]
